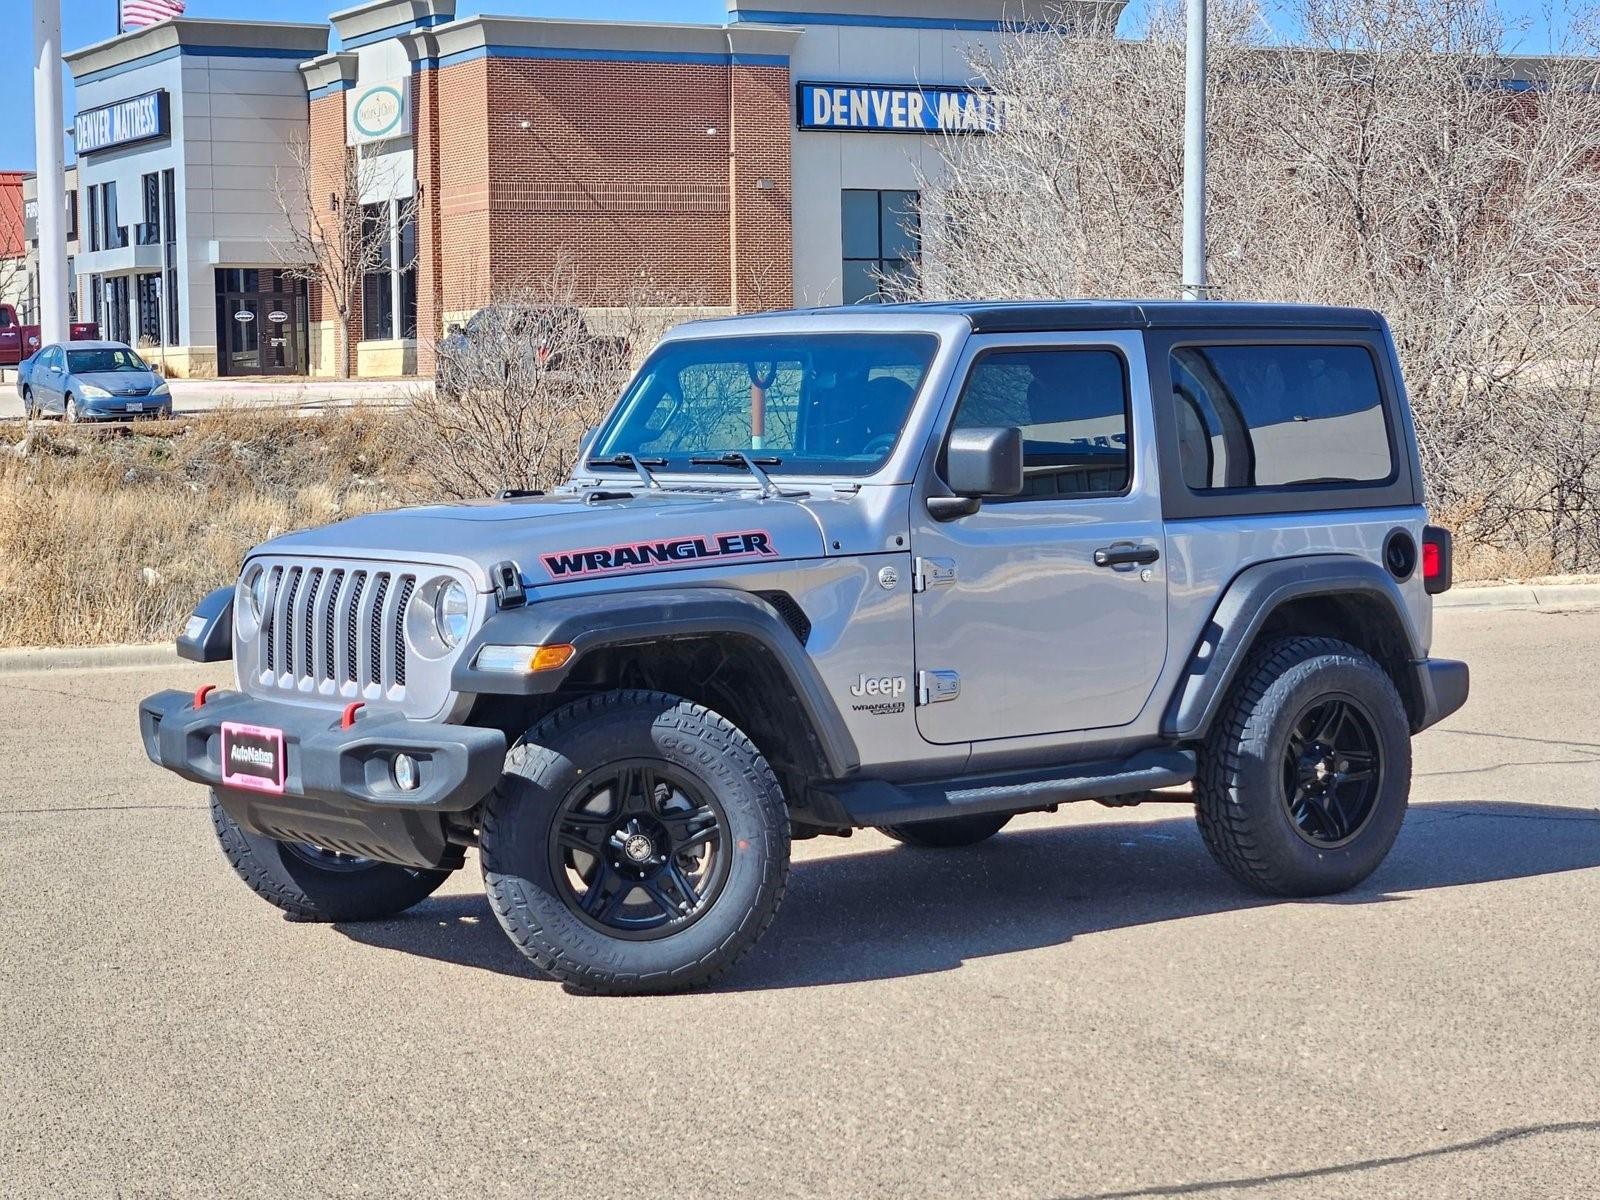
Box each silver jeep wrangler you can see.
[140,301,1469,993]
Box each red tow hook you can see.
[193,684,217,709]
[341,702,366,730]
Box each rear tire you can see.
[480,690,790,995]
[880,812,1011,848]
[210,792,452,922]
[1195,636,1411,897]
[20,387,33,419]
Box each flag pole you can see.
[117,0,122,35]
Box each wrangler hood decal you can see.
[258,492,825,590]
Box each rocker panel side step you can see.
[806,748,1197,828]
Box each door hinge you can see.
[912,556,957,594]
[917,669,961,706]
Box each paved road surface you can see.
[3,606,1598,1199]
[0,373,420,421]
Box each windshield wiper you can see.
[586,453,666,490]
[689,452,784,498]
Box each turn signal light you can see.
[474,643,576,673]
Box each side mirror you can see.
[576,425,601,458]
[928,426,1023,520]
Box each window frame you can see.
[1145,328,1422,521]
[939,343,1136,504]
[841,188,920,305]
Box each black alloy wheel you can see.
[1281,695,1383,848]
[549,759,731,940]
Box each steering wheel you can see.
[862,432,898,458]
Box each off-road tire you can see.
[1195,636,1411,897]
[210,791,451,921]
[480,690,790,995]
[880,813,1012,848]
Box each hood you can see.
[257,490,830,590]
[77,370,160,394]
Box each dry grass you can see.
[0,409,421,648]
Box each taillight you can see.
[1422,525,1453,594]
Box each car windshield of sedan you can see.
[68,348,149,373]
[591,332,939,477]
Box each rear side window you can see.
[951,348,1130,499]
[1171,344,1393,490]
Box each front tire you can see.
[1195,636,1412,897]
[210,792,452,921]
[64,394,80,423]
[880,812,1011,848]
[481,690,790,995]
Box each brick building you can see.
[61,0,1120,378]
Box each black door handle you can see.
[1094,544,1161,568]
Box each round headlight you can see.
[434,581,471,648]
[239,567,268,629]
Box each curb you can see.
[0,643,186,675]
[1438,581,1600,610]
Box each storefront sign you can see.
[75,90,169,156]
[347,79,411,146]
[797,82,1008,134]
[234,310,255,324]
[267,310,289,324]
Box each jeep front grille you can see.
[257,563,414,697]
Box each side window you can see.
[1171,344,1393,489]
[950,348,1131,499]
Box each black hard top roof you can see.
[794,299,1386,333]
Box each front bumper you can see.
[82,395,170,419]
[1414,657,1470,731]
[138,689,506,869]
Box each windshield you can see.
[592,332,939,476]
[69,348,148,374]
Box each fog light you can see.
[393,753,420,792]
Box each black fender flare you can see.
[452,586,860,779]
[177,585,234,663]
[1161,555,1426,740]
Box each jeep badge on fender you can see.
[138,300,1467,995]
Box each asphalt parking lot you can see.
[3,605,1598,1199]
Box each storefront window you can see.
[136,272,162,344]
[842,189,920,304]
[102,182,127,251]
[87,184,101,252]
[137,173,160,246]
[361,200,417,341]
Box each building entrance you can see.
[215,269,308,376]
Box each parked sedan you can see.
[17,341,173,422]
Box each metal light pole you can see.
[1180,0,1207,301]
[33,0,69,343]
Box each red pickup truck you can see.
[0,302,99,368]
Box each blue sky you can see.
[1,0,1569,172]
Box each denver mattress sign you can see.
[74,90,169,155]
[797,82,1009,133]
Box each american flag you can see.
[121,0,186,30]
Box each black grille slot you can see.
[346,572,366,683]
[302,568,323,678]
[369,574,390,686]
[262,566,280,672]
[279,567,303,676]
[322,569,344,680]
[393,578,414,687]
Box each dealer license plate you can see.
[221,722,287,794]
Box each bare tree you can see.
[907,0,1600,573]
[408,263,688,499]
[270,140,415,380]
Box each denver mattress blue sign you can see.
[74,90,169,156]
[796,82,1008,133]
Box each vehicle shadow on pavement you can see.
[332,799,1600,989]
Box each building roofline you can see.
[407,15,802,68]
[726,0,1125,29]
[330,0,456,48]
[64,18,329,81]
